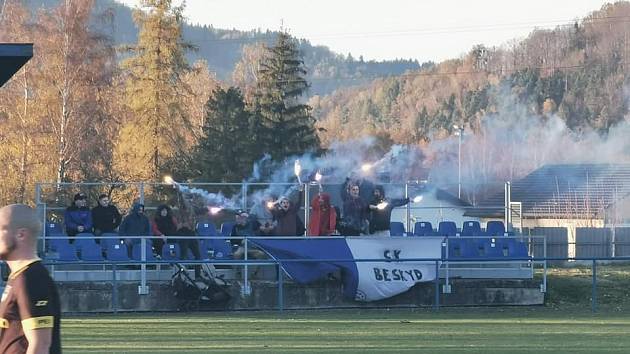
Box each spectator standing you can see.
[272,185,304,236]
[368,185,409,236]
[91,194,122,236]
[119,202,151,257]
[230,209,264,259]
[250,196,277,236]
[340,184,369,236]
[308,193,337,236]
[64,192,93,239]
[151,204,178,254]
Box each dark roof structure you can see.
[0,43,33,87]
[465,164,630,219]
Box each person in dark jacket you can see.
[119,202,151,257]
[340,184,369,236]
[368,185,409,236]
[91,194,122,236]
[230,209,265,259]
[64,192,93,239]
[151,204,178,253]
[272,185,304,236]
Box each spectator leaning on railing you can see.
[91,194,122,236]
[64,192,93,239]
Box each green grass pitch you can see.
[61,308,630,353]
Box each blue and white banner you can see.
[251,237,443,302]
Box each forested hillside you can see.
[313,2,630,144]
[20,0,420,95]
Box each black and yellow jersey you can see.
[0,259,61,353]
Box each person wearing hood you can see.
[64,192,93,239]
[272,185,305,236]
[119,202,151,256]
[151,204,178,253]
[308,192,337,236]
[368,185,409,236]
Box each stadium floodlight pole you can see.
[453,125,464,199]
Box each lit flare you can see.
[413,195,423,203]
[209,207,222,215]
[377,202,389,210]
[294,160,302,184]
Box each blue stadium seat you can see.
[196,222,218,236]
[486,221,507,237]
[438,221,458,237]
[161,243,181,261]
[46,222,67,251]
[80,244,104,261]
[132,242,156,261]
[45,222,64,236]
[413,221,433,236]
[208,238,232,259]
[483,239,504,258]
[74,237,97,252]
[461,239,483,258]
[107,243,129,261]
[389,222,406,236]
[461,221,482,236]
[100,233,122,252]
[48,237,69,252]
[506,239,529,258]
[446,238,465,259]
[57,243,79,262]
[220,222,235,237]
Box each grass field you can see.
[62,307,630,354]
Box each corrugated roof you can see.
[465,164,630,219]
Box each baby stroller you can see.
[171,263,231,311]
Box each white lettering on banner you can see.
[347,237,443,302]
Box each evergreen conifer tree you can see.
[116,0,194,180]
[253,32,320,161]
[193,87,254,182]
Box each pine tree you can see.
[116,0,194,181]
[253,32,320,161]
[192,87,255,182]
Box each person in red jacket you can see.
[308,192,337,236]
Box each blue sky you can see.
[117,0,611,62]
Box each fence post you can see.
[303,185,310,236]
[591,259,597,313]
[405,183,410,232]
[243,237,250,296]
[139,237,148,295]
[433,260,440,310]
[277,261,284,312]
[112,263,118,313]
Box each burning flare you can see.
[413,195,423,203]
[361,163,373,172]
[294,160,302,184]
[163,175,175,185]
[266,201,275,209]
[376,202,389,210]
[209,207,222,215]
[315,171,322,182]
